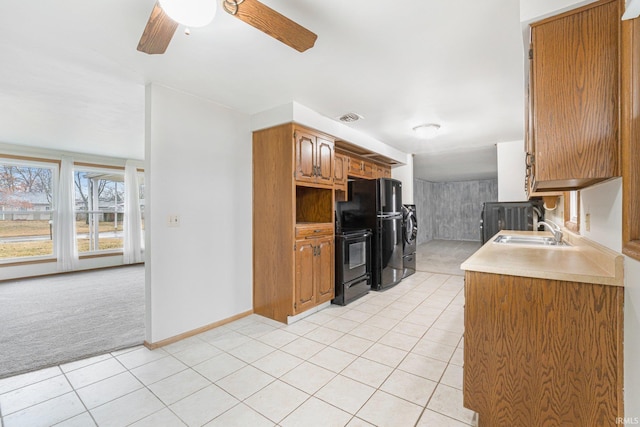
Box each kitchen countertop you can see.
[460,230,624,286]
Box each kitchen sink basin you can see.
[493,234,570,246]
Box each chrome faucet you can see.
[540,219,563,244]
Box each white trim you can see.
[623,0,640,20]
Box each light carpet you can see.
[0,265,144,379]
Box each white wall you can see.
[496,141,527,202]
[250,102,412,168]
[578,178,640,415]
[145,84,252,343]
[392,155,414,204]
[520,0,596,23]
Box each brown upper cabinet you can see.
[294,128,334,187]
[527,0,622,193]
[348,156,365,177]
[622,16,640,261]
[334,152,348,191]
[347,156,374,178]
[345,153,389,179]
[375,163,391,179]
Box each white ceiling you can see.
[0,0,525,181]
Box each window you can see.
[74,167,125,254]
[0,158,58,261]
[564,191,579,233]
[1,155,145,266]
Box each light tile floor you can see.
[0,271,477,427]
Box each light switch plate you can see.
[167,215,180,227]
[585,213,591,232]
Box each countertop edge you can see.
[460,230,624,287]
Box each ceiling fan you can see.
[137,0,317,55]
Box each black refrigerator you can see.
[341,178,403,291]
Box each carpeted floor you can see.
[415,239,482,276]
[0,265,145,379]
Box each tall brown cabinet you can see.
[526,0,622,193]
[253,123,335,323]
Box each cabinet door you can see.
[334,153,347,186]
[315,237,334,304]
[348,156,363,177]
[374,164,391,179]
[525,39,535,197]
[294,131,316,184]
[315,137,334,186]
[362,161,374,179]
[530,0,620,188]
[295,240,316,313]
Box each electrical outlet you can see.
[167,215,180,227]
[585,213,591,232]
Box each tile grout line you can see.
[60,367,99,427]
[207,273,440,425]
[1,269,473,426]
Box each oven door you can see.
[339,232,371,284]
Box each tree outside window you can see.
[0,161,57,260]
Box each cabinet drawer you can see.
[295,223,334,238]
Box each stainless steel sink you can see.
[493,234,570,246]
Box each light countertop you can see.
[460,230,624,286]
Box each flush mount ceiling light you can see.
[338,113,364,123]
[159,0,217,28]
[622,0,640,20]
[412,123,441,139]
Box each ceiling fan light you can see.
[159,0,217,28]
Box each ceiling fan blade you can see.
[137,2,178,55]
[224,0,317,52]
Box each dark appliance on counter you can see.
[339,178,403,291]
[333,228,372,306]
[402,204,418,278]
[480,200,544,244]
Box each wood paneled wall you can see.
[414,179,498,243]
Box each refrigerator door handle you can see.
[378,211,402,216]
[378,213,403,219]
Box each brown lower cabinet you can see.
[464,271,624,426]
[295,235,334,314]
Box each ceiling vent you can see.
[338,112,363,123]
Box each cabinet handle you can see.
[526,153,535,167]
